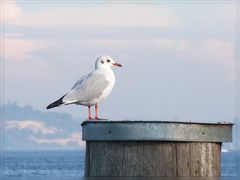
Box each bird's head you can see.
[95,55,122,70]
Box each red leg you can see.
[95,104,99,120]
[94,104,107,120]
[88,106,93,120]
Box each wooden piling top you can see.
[81,120,233,142]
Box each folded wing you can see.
[63,71,110,104]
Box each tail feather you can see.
[46,95,65,109]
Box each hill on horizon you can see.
[1,102,84,151]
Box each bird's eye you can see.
[101,61,104,64]
[107,60,111,63]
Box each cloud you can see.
[5,37,44,61]
[5,3,179,28]
[54,37,234,67]
[146,38,234,68]
[4,0,23,23]
[203,40,235,66]
[5,120,61,134]
[4,2,45,62]
[30,132,85,147]
[175,40,190,52]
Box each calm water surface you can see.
[4,150,237,177]
[4,150,85,177]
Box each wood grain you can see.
[85,141,221,177]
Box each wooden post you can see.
[81,121,233,177]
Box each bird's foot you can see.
[95,117,108,120]
[87,117,107,120]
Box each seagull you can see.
[46,55,122,120]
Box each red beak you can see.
[113,63,122,67]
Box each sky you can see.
[3,0,237,123]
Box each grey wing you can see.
[71,75,86,90]
[63,72,110,104]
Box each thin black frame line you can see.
[2,0,239,178]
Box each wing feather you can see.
[71,75,86,89]
[63,71,109,104]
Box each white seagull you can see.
[46,55,122,120]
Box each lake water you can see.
[4,150,85,177]
[4,150,237,177]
